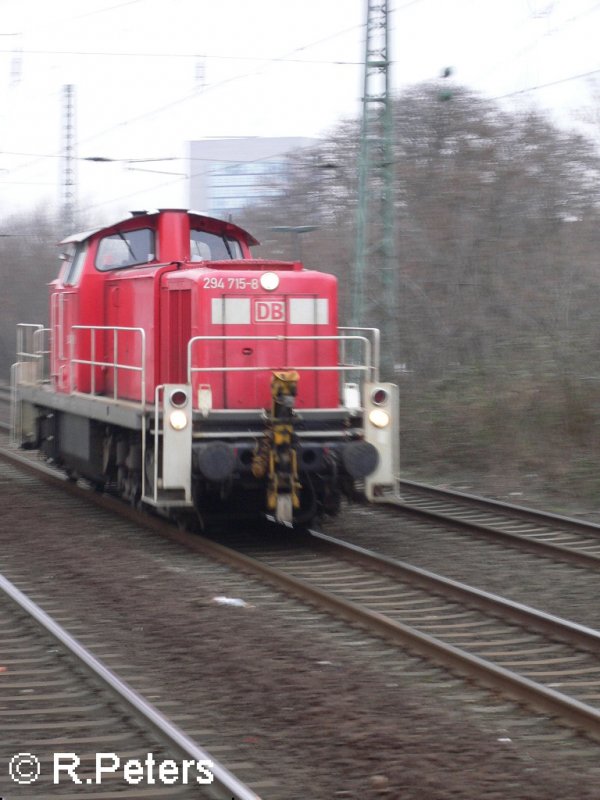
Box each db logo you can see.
[254,300,286,323]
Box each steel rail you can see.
[393,496,600,570]
[0,571,261,800]
[307,529,600,653]
[399,477,600,534]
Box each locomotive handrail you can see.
[338,326,380,383]
[70,325,146,407]
[9,362,20,445]
[14,323,50,385]
[187,334,375,385]
[16,322,44,367]
[149,384,164,505]
[51,292,61,361]
[32,327,51,383]
[11,324,51,445]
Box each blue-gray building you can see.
[188,137,317,219]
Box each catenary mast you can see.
[352,0,396,377]
[61,84,77,235]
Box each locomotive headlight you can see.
[260,272,279,291]
[169,409,188,431]
[369,408,390,429]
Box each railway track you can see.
[3,446,600,739]
[221,528,600,741]
[0,556,259,798]
[4,445,600,748]
[396,477,600,569]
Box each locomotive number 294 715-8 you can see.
[203,276,260,290]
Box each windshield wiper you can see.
[223,237,233,259]
[116,229,136,262]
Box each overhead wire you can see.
[76,21,367,145]
[476,0,600,85]
[1,1,426,198]
[68,0,143,21]
[10,5,387,207]
[482,1,600,100]
[0,19,366,183]
[7,0,598,213]
[78,147,320,213]
[0,48,363,65]
[62,0,596,213]
[0,0,144,37]
[493,64,600,100]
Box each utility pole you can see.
[352,0,396,377]
[61,84,77,234]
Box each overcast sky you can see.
[1,0,599,221]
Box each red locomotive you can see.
[12,209,399,527]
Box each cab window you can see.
[63,243,87,286]
[190,230,242,261]
[96,228,155,271]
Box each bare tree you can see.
[0,208,62,377]
[239,83,600,500]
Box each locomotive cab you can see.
[12,209,400,528]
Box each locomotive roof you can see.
[59,209,259,246]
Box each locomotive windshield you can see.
[62,243,87,286]
[96,228,155,271]
[190,229,242,261]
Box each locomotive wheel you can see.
[171,509,205,534]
